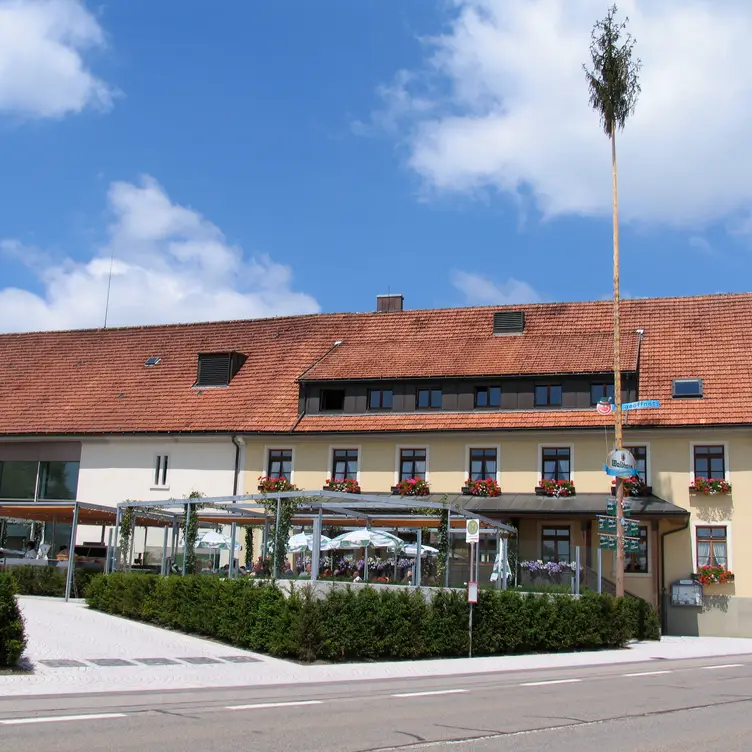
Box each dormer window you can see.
[195,352,246,387]
[673,378,703,398]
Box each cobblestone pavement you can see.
[4,596,752,697]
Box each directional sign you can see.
[622,400,660,411]
[598,517,617,533]
[606,499,631,517]
[465,519,480,544]
[599,535,617,551]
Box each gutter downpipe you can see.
[231,435,243,496]
[660,515,691,635]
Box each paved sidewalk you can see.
[4,596,752,697]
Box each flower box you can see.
[610,478,652,497]
[391,478,430,496]
[536,480,575,497]
[461,478,501,497]
[323,479,361,494]
[693,565,734,585]
[257,476,297,493]
[690,478,732,496]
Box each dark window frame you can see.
[624,445,648,484]
[416,387,442,409]
[332,448,359,481]
[541,447,571,481]
[693,445,726,480]
[469,448,498,481]
[672,378,703,398]
[475,386,502,408]
[368,388,393,411]
[590,383,615,405]
[153,455,169,487]
[535,384,563,407]
[267,449,293,481]
[696,526,728,568]
[541,526,571,563]
[320,388,346,412]
[399,448,427,482]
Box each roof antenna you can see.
[103,253,114,328]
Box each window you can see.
[154,455,169,487]
[475,386,501,408]
[625,525,649,574]
[267,449,292,481]
[195,352,246,387]
[590,383,615,405]
[535,384,562,407]
[625,446,648,484]
[541,527,571,563]
[0,461,38,500]
[694,445,725,480]
[321,389,345,411]
[368,389,393,410]
[541,447,571,481]
[399,448,427,481]
[332,449,358,481]
[38,461,80,501]
[673,378,703,398]
[696,526,728,568]
[417,388,442,409]
[469,448,498,481]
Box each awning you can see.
[0,502,172,527]
[458,493,688,518]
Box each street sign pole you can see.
[465,519,480,658]
[468,541,474,658]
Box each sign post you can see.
[466,519,480,658]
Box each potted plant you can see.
[690,478,732,496]
[693,564,734,585]
[461,478,501,497]
[324,478,361,494]
[611,476,651,497]
[257,476,297,493]
[536,479,575,497]
[391,478,431,496]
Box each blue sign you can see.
[604,463,637,477]
[622,400,660,411]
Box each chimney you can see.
[376,294,404,313]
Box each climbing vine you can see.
[261,484,301,578]
[244,526,254,568]
[180,490,206,574]
[118,506,135,571]
[436,503,450,585]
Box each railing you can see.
[585,566,642,600]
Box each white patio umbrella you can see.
[326,529,404,551]
[287,532,332,553]
[403,543,439,557]
[193,530,241,551]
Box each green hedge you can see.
[0,574,26,668]
[7,566,95,598]
[86,574,660,663]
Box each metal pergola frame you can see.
[115,490,516,588]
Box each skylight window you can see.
[144,357,161,367]
[672,378,703,398]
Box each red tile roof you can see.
[0,293,749,436]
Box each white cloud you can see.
[377,0,752,228]
[0,175,320,332]
[451,270,542,306]
[0,0,114,118]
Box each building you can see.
[0,292,749,636]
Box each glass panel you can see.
[476,389,488,407]
[489,387,501,406]
[535,386,548,405]
[413,461,426,479]
[430,389,442,407]
[382,390,393,409]
[550,385,562,405]
[0,461,38,500]
[369,391,380,409]
[712,541,728,567]
[38,461,79,501]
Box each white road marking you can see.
[392,689,469,698]
[226,700,323,711]
[623,670,671,677]
[701,663,744,670]
[520,678,582,687]
[0,713,127,726]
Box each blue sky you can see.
[0,0,751,332]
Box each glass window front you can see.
[332,449,358,481]
[469,448,498,481]
[0,460,80,501]
[475,386,501,408]
[535,384,562,406]
[400,448,427,481]
[591,383,615,405]
[38,461,80,500]
[368,389,393,410]
[417,388,442,409]
[541,527,571,563]
[267,450,293,480]
[696,526,728,567]
[625,525,649,573]
[541,447,571,481]
[694,446,725,480]
[0,461,39,500]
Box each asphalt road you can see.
[2,655,752,751]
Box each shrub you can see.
[0,573,26,667]
[85,575,656,663]
[9,566,95,598]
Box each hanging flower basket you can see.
[391,478,430,496]
[611,476,651,497]
[535,479,575,497]
[690,478,732,496]
[461,478,501,497]
[323,478,361,494]
[257,476,297,493]
[693,565,734,585]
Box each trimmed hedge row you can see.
[7,566,95,598]
[0,574,26,667]
[86,574,659,663]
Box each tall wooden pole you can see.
[611,119,625,599]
